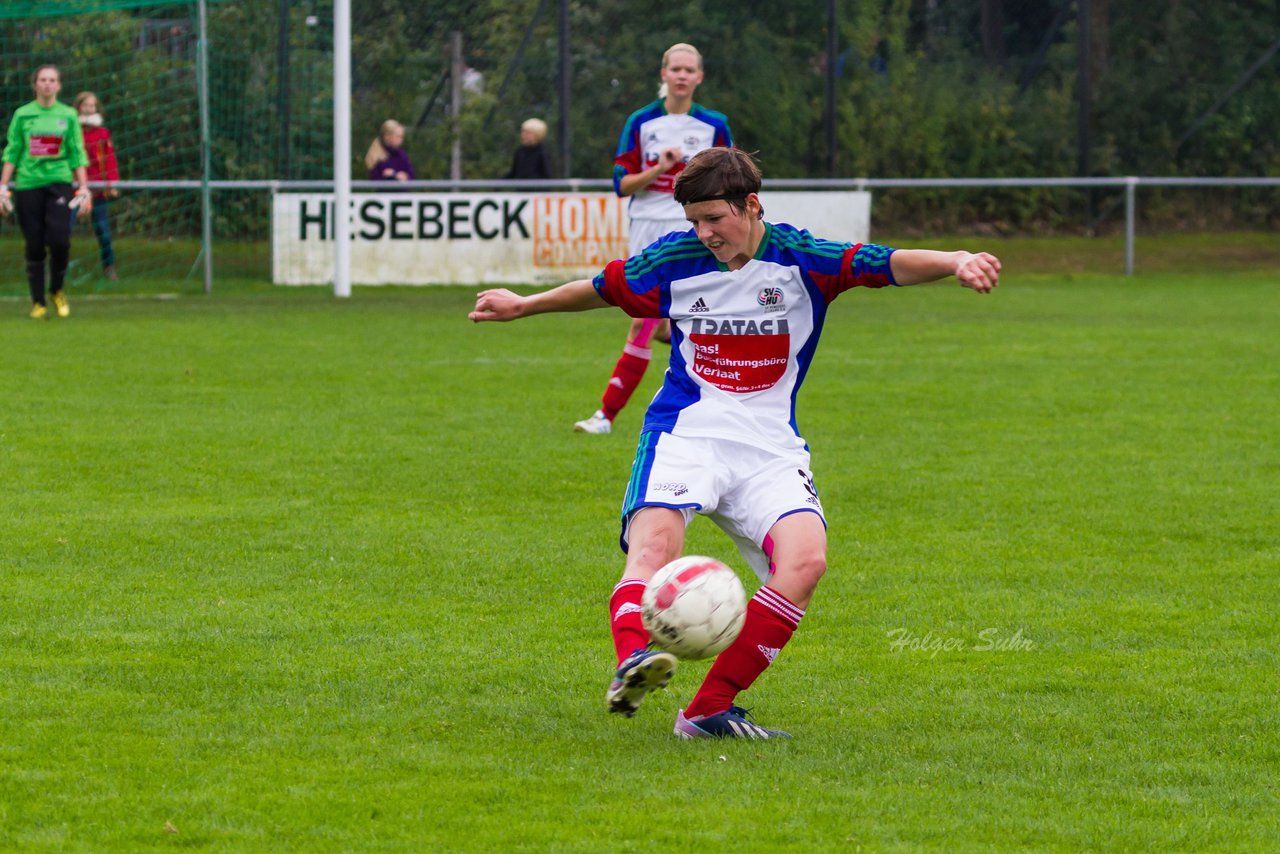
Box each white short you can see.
[628,217,689,256]
[620,431,826,582]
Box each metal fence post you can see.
[1125,177,1137,276]
[197,0,213,294]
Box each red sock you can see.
[684,586,804,719]
[600,342,652,421]
[609,579,650,664]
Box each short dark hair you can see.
[674,148,763,217]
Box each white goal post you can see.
[333,0,352,298]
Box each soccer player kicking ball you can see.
[470,148,1000,739]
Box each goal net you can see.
[0,0,334,297]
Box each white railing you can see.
[99,176,1280,280]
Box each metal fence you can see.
[101,176,1280,286]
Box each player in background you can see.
[573,43,734,435]
[470,148,1001,739]
[1,64,91,319]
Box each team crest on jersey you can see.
[684,135,699,148]
[757,287,785,312]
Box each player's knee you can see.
[800,550,828,586]
[623,513,685,579]
[629,537,680,576]
[781,549,827,595]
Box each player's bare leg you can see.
[606,507,686,716]
[576,318,666,434]
[758,512,828,609]
[620,506,686,583]
[676,512,825,737]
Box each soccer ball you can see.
[642,555,747,660]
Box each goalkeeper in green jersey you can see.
[1,64,91,319]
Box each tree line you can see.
[3,0,1276,234]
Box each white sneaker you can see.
[573,410,612,434]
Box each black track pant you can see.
[15,184,74,306]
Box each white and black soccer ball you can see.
[642,555,747,660]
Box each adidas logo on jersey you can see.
[688,297,710,313]
[614,602,643,620]
[757,645,780,663]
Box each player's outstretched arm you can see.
[889,249,1001,293]
[469,278,609,323]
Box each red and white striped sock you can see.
[600,342,652,422]
[683,586,804,719]
[609,579,650,664]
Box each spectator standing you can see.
[505,118,552,180]
[365,119,415,182]
[0,64,90,319]
[73,91,119,280]
[573,43,734,435]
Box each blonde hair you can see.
[73,91,99,114]
[658,43,703,99]
[364,119,405,170]
[663,43,703,68]
[520,118,547,142]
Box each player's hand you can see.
[72,187,93,219]
[469,288,526,322]
[107,187,120,199]
[955,251,1000,293]
[658,147,683,172]
[0,186,11,215]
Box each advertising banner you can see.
[271,191,870,285]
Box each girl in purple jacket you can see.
[364,119,415,182]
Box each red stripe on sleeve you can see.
[595,259,662,318]
[615,148,642,174]
[813,244,896,303]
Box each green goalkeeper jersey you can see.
[3,100,87,190]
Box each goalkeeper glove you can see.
[0,186,11,215]
[71,186,92,214]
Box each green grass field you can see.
[2,265,1278,850]
[2,229,1280,298]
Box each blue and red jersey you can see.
[612,100,733,222]
[592,222,897,453]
